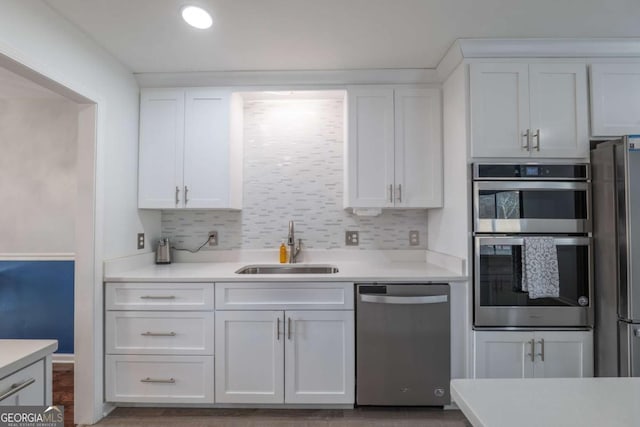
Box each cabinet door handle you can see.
[389,184,393,203]
[175,186,180,205]
[397,184,402,203]
[287,317,292,340]
[527,339,535,362]
[276,317,281,340]
[141,331,176,337]
[537,338,545,361]
[522,129,530,151]
[140,377,175,384]
[532,129,540,151]
[0,378,36,402]
[140,295,176,300]
[184,185,189,205]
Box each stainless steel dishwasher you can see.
[356,283,450,406]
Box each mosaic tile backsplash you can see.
[161,98,428,250]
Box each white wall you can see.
[428,63,472,380]
[0,98,78,253]
[0,1,159,423]
[427,63,470,264]
[0,1,160,259]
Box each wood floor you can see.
[53,364,471,427]
[52,363,75,427]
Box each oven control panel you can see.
[474,164,589,180]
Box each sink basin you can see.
[235,264,339,274]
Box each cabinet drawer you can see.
[0,360,45,406]
[106,282,214,310]
[215,282,354,310]
[106,311,214,355]
[105,355,214,403]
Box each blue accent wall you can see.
[0,261,74,354]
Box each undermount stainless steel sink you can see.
[235,264,339,274]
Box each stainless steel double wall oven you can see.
[472,164,593,328]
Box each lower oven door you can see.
[474,236,593,327]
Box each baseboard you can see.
[52,353,74,364]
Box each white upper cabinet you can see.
[470,63,530,158]
[138,89,185,209]
[346,88,395,208]
[591,64,640,137]
[345,86,442,209]
[471,63,589,159]
[394,88,443,208]
[138,88,242,209]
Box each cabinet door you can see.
[183,89,231,208]
[215,311,284,403]
[529,64,589,158]
[138,89,185,208]
[284,311,354,404]
[591,64,640,137]
[533,331,593,378]
[346,87,395,208]
[394,88,442,208]
[474,331,534,378]
[470,63,530,158]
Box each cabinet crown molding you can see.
[437,38,640,81]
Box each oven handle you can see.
[474,181,589,191]
[475,236,591,246]
[360,294,448,305]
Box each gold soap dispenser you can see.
[279,242,287,263]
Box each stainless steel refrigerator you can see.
[592,135,640,377]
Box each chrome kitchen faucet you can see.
[287,220,302,263]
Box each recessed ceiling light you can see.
[181,6,212,29]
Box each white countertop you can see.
[104,260,467,283]
[451,378,640,427]
[0,340,58,379]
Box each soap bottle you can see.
[279,242,287,263]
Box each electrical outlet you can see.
[345,231,359,246]
[208,231,218,246]
[137,233,145,250]
[409,230,420,246]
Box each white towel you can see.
[521,237,560,299]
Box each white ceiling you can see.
[45,0,640,73]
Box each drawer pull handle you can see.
[140,377,175,384]
[140,295,176,300]
[141,332,176,337]
[0,378,36,402]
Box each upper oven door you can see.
[473,181,591,234]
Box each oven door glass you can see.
[476,236,590,307]
[474,181,589,233]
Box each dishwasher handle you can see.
[359,294,448,305]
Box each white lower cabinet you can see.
[106,355,214,403]
[105,281,355,406]
[104,282,215,404]
[214,311,284,404]
[0,360,45,406]
[215,310,354,404]
[474,330,593,379]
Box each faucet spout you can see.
[287,220,301,263]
